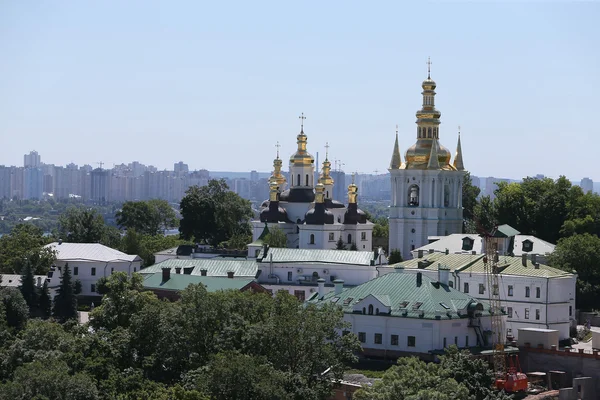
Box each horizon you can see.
[1,2,598,180]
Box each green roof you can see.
[249,223,270,247]
[140,258,258,278]
[308,272,491,320]
[143,273,255,292]
[260,248,375,266]
[396,253,572,278]
[493,224,521,238]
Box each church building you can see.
[250,116,374,252]
[388,63,466,259]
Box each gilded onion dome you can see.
[403,58,455,171]
[319,144,334,186]
[269,142,286,187]
[289,115,315,167]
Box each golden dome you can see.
[269,155,286,187]
[319,159,334,186]
[289,130,315,166]
[315,182,325,203]
[404,139,454,170]
[348,175,358,204]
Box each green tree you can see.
[350,242,358,251]
[52,264,78,322]
[0,224,55,274]
[335,236,346,250]
[58,207,108,244]
[19,260,37,310]
[548,233,600,310]
[179,180,253,246]
[0,288,28,331]
[264,226,287,248]
[387,249,402,264]
[116,200,176,236]
[38,281,52,318]
[472,195,497,233]
[148,199,178,231]
[462,172,481,231]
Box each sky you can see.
[1,1,599,181]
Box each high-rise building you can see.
[24,151,41,168]
[580,177,593,194]
[23,167,44,199]
[174,161,189,175]
[250,170,259,181]
[388,63,465,259]
[91,168,110,203]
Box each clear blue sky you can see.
[1,1,598,181]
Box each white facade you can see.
[45,242,142,296]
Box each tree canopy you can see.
[58,207,121,247]
[116,200,178,236]
[179,179,253,247]
[0,224,55,274]
[263,226,287,248]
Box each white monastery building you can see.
[45,241,142,296]
[388,63,465,259]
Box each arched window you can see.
[444,184,450,207]
[376,308,379,314]
[296,226,299,234]
[326,190,329,198]
[347,234,352,244]
[297,174,300,186]
[368,305,374,315]
[362,307,366,315]
[428,127,432,138]
[433,127,437,138]
[309,234,315,244]
[305,174,309,186]
[408,185,420,206]
[291,175,293,185]
[418,127,421,138]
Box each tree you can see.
[462,172,481,231]
[19,260,37,310]
[57,207,108,244]
[116,200,177,236]
[0,224,55,274]
[548,233,600,310]
[148,199,178,231]
[38,281,52,318]
[264,226,287,248]
[52,264,78,322]
[179,180,253,247]
[0,288,28,330]
[472,195,496,233]
[350,242,358,251]
[335,237,346,250]
[387,249,402,264]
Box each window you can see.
[361,232,366,241]
[408,185,420,206]
[525,287,530,298]
[411,244,415,251]
[91,267,96,276]
[358,332,366,343]
[454,336,458,346]
[525,309,530,319]
[376,308,379,314]
[507,307,513,318]
[535,309,540,320]
[374,333,382,344]
[536,287,541,298]
[443,337,447,348]
[368,304,374,315]
[449,281,454,288]
[297,174,300,186]
[111,267,114,274]
[479,284,485,295]
[309,234,315,244]
[73,267,78,276]
[362,307,366,315]
[391,335,399,346]
[287,271,292,281]
[407,336,416,347]
[464,282,469,293]
[305,174,309,186]
[133,267,136,272]
[569,306,572,316]
[91,284,96,293]
[522,240,533,252]
[294,290,305,302]
[508,285,514,296]
[329,232,335,241]
[465,336,469,347]
[461,237,474,251]
[347,234,352,244]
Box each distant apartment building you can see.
[580,177,593,194]
[23,150,41,168]
[22,167,44,199]
[482,177,510,200]
[174,161,189,175]
[90,168,110,203]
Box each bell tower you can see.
[388,60,466,259]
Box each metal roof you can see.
[45,242,141,263]
[142,273,255,292]
[260,248,375,266]
[396,253,571,278]
[0,274,47,288]
[139,258,258,278]
[308,272,491,320]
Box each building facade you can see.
[388,67,465,259]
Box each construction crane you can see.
[480,225,528,393]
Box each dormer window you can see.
[522,240,533,252]
[461,237,474,251]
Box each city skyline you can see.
[1,2,599,179]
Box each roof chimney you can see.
[416,272,422,287]
[418,249,424,258]
[162,268,171,282]
[58,238,62,245]
[317,278,326,299]
[175,267,181,274]
[183,267,193,275]
[438,264,450,286]
[333,279,344,295]
[428,249,435,254]
[531,253,537,265]
[445,248,449,255]
[227,271,234,279]
[200,268,207,276]
[522,253,527,267]
[394,265,404,273]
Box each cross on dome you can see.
[299,112,306,131]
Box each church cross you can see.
[427,57,432,78]
[275,141,281,158]
[325,142,330,159]
[458,125,461,136]
[299,112,306,131]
